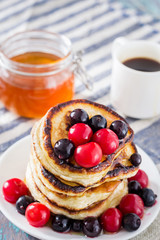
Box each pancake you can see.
[30,141,138,196]
[26,164,128,220]
[31,99,134,186]
[28,161,122,210]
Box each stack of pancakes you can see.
[26,99,139,220]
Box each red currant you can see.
[101,208,122,232]
[68,123,93,147]
[2,178,29,203]
[92,128,119,155]
[119,194,144,219]
[25,202,50,227]
[74,142,102,168]
[128,169,148,188]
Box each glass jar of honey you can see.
[0,31,91,118]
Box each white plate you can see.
[0,136,160,240]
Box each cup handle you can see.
[112,37,128,55]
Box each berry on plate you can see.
[74,142,102,168]
[101,208,122,232]
[139,188,157,207]
[122,213,141,232]
[16,195,34,215]
[68,123,93,147]
[92,128,119,155]
[71,219,82,232]
[2,178,28,203]
[52,214,71,232]
[119,194,144,219]
[128,180,142,194]
[129,169,148,188]
[82,217,102,238]
[25,202,50,227]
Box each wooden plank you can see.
[0,211,39,240]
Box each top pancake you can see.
[31,99,134,186]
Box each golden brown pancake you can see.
[28,160,123,210]
[26,164,128,219]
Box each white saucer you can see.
[0,136,160,240]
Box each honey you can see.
[12,52,61,65]
[0,51,74,118]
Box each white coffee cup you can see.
[111,37,160,119]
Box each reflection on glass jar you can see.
[0,31,75,118]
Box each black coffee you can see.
[123,57,160,72]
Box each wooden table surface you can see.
[0,213,38,240]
